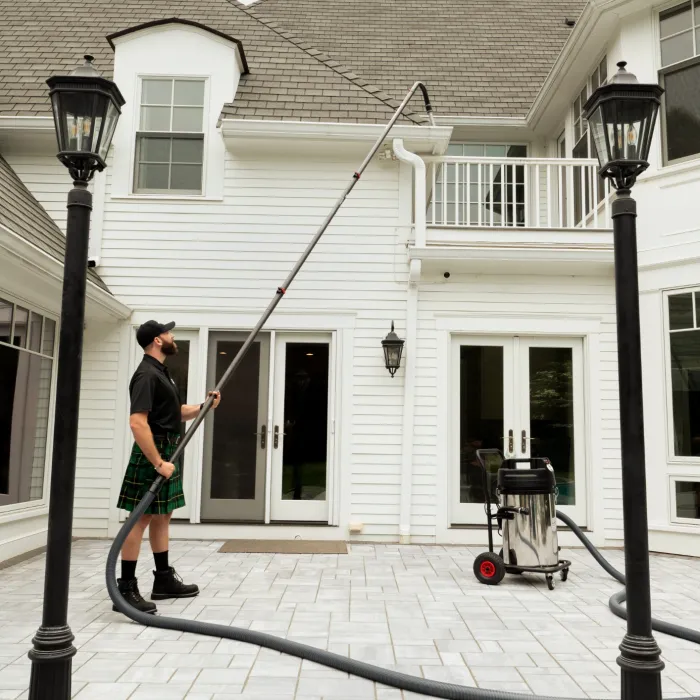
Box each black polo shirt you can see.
[129,355,182,436]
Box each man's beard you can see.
[161,339,178,356]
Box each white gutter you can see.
[392,138,426,544]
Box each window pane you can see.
[591,70,600,92]
[484,145,506,157]
[665,63,700,161]
[0,299,12,344]
[13,307,28,348]
[172,107,203,132]
[446,143,463,155]
[29,313,42,353]
[670,330,700,456]
[170,164,203,191]
[137,163,170,191]
[141,79,172,105]
[0,344,53,504]
[676,481,700,518]
[171,138,203,163]
[174,80,205,106]
[661,2,692,38]
[464,144,484,157]
[508,145,527,158]
[140,106,171,132]
[42,318,55,357]
[670,293,694,330]
[695,292,700,327]
[139,137,171,162]
[661,31,694,66]
[599,58,608,84]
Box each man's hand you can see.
[155,461,175,479]
[208,390,221,409]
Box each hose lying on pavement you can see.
[106,500,700,700]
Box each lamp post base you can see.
[618,633,664,700]
[28,625,76,700]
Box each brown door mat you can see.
[218,539,347,554]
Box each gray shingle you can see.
[246,0,586,117]
[0,0,418,124]
[0,154,109,292]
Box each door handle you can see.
[273,425,288,448]
[500,429,514,455]
[254,425,267,449]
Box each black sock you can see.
[154,550,169,572]
[121,559,137,581]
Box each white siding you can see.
[413,274,622,542]
[73,323,122,537]
[100,151,408,538]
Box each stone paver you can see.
[2,541,700,698]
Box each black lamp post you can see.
[584,61,664,700]
[382,322,404,377]
[28,55,124,700]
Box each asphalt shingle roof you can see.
[0,154,109,292]
[0,0,421,124]
[246,0,587,118]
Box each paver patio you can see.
[1,540,700,699]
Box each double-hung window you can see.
[134,78,206,194]
[659,1,700,164]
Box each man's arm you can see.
[130,412,164,466]
[181,391,221,422]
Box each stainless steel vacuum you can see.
[473,448,570,590]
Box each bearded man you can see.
[114,320,220,614]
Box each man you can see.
[114,320,221,614]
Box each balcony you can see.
[410,156,615,276]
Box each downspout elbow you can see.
[392,139,426,248]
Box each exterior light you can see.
[47,55,125,182]
[381,322,404,377]
[583,61,663,191]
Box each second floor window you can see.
[659,1,700,164]
[134,78,205,195]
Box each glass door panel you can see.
[270,334,331,522]
[201,332,270,521]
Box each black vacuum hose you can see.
[106,496,700,699]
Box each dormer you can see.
[106,19,248,200]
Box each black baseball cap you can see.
[136,320,175,349]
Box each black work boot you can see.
[151,567,199,600]
[113,578,157,614]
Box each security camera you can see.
[87,257,97,268]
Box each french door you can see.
[200,331,333,523]
[451,335,586,525]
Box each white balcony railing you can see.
[424,156,613,231]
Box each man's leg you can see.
[114,514,157,614]
[149,513,199,600]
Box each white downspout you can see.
[392,139,425,544]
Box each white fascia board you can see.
[219,119,453,154]
[0,116,54,130]
[528,0,656,133]
[0,223,132,320]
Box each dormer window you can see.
[134,77,206,194]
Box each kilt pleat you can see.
[117,433,185,515]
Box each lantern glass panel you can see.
[99,99,120,161]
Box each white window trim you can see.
[129,74,211,199]
[0,292,59,514]
[654,0,700,168]
[663,286,700,464]
[669,475,700,525]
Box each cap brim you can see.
[163,322,176,332]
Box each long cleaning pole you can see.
[145,81,434,497]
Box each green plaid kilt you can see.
[117,433,185,515]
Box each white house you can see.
[0,0,698,563]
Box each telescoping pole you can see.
[144,82,434,497]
